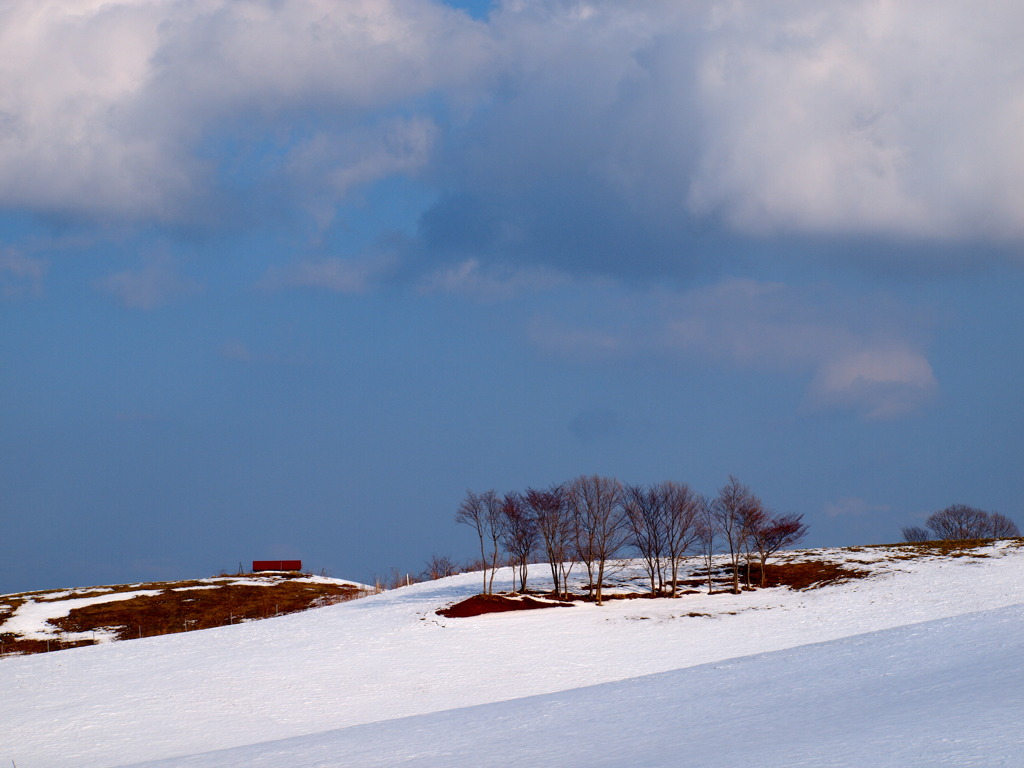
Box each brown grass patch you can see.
[51,581,364,639]
[1,577,366,658]
[759,560,870,590]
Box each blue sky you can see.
[2,0,1022,593]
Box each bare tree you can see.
[927,504,993,540]
[456,490,488,594]
[988,512,1020,538]
[660,481,702,597]
[422,554,460,581]
[500,492,538,593]
[385,567,419,590]
[749,512,808,586]
[712,476,762,595]
[567,475,626,605]
[525,484,574,599]
[901,525,931,543]
[696,496,717,594]
[623,484,666,596]
[902,506,1019,543]
[483,490,504,593]
[455,489,503,595]
[739,499,769,589]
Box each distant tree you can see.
[423,554,459,581]
[749,512,809,586]
[696,497,718,594]
[712,476,762,595]
[499,492,538,593]
[904,504,1021,543]
[455,489,503,595]
[386,567,420,590]
[623,484,666,596]
[739,498,769,589]
[660,482,702,597]
[456,490,489,594]
[525,484,574,599]
[567,475,626,605]
[988,512,1020,538]
[901,525,930,543]
[482,491,504,593]
[927,504,991,540]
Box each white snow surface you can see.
[0,590,162,641]
[2,543,1022,767]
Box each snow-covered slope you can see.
[124,604,1024,768]
[2,543,1022,767]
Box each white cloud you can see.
[688,0,1024,240]
[95,257,202,309]
[286,117,439,232]
[0,249,46,297]
[3,0,1023,258]
[823,497,890,518]
[219,339,308,366]
[0,0,490,219]
[419,258,568,300]
[457,0,1024,262]
[808,344,938,420]
[663,278,937,419]
[529,321,625,361]
[260,253,397,294]
[534,276,937,419]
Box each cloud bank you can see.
[0,0,489,220]
[5,0,1015,420]
[1,0,1021,257]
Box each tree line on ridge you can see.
[455,474,807,604]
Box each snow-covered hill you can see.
[2,542,1022,767]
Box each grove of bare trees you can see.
[901,504,1020,543]
[453,474,809,603]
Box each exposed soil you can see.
[1,576,367,658]
[758,560,871,590]
[438,558,872,619]
[645,559,871,595]
[438,594,575,618]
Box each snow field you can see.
[124,603,1024,768]
[1,543,1021,767]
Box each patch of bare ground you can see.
[0,636,94,655]
[680,559,869,593]
[757,560,870,590]
[440,558,873,619]
[1,577,367,658]
[437,594,575,618]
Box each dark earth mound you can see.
[438,594,575,618]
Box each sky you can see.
[1,0,1022,593]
